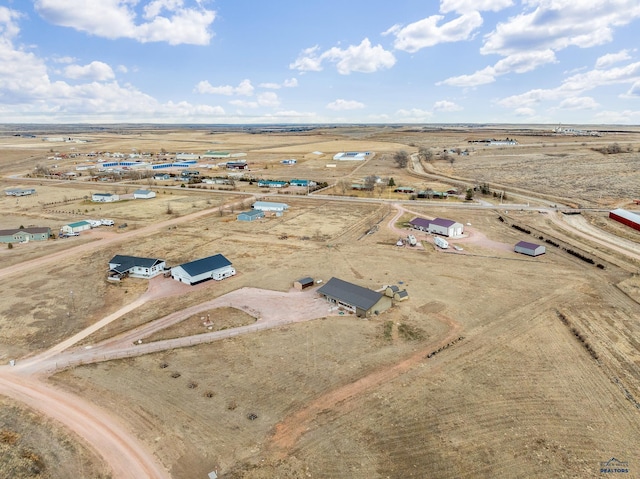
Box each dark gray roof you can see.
[0,227,50,236]
[317,277,383,311]
[109,255,164,273]
[515,241,542,250]
[387,285,400,292]
[431,217,457,228]
[178,254,231,276]
[409,217,431,228]
[296,277,314,285]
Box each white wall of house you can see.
[171,265,236,285]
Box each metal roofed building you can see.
[609,208,640,232]
[108,255,166,279]
[428,217,464,237]
[409,217,431,232]
[317,277,392,317]
[5,188,36,196]
[252,201,289,212]
[237,210,265,221]
[171,253,235,285]
[514,241,546,257]
[61,220,92,234]
[0,227,51,243]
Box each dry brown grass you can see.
[2,125,640,478]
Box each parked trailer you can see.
[434,236,449,249]
[407,235,417,247]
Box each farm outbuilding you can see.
[61,221,91,234]
[385,285,400,297]
[609,208,640,232]
[171,253,235,285]
[428,217,464,237]
[133,189,156,199]
[394,290,409,301]
[5,188,36,196]
[293,277,315,290]
[252,201,289,212]
[514,241,546,257]
[237,210,264,222]
[409,217,431,232]
[108,255,166,280]
[317,277,392,318]
[0,227,51,243]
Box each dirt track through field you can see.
[268,313,463,458]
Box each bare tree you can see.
[418,146,433,163]
[337,179,350,195]
[364,175,377,191]
[393,150,409,168]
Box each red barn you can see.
[609,208,640,232]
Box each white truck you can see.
[434,236,449,249]
[407,234,417,247]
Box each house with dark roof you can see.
[317,277,392,318]
[0,227,51,243]
[409,217,431,232]
[108,255,166,280]
[171,253,235,285]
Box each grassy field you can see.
[1,125,640,478]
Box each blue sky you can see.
[2,0,640,124]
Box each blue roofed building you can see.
[171,253,235,285]
[237,210,265,222]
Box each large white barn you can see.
[428,218,464,237]
[171,254,235,285]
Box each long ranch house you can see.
[171,254,235,285]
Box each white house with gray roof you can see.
[171,253,235,285]
[317,277,391,317]
[108,255,166,279]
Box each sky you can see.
[2,0,640,124]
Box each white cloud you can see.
[482,1,640,56]
[194,79,254,96]
[326,99,365,111]
[440,0,513,14]
[386,12,482,53]
[259,78,298,89]
[257,91,280,107]
[595,49,633,69]
[395,108,433,121]
[64,61,115,81]
[433,100,462,112]
[624,81,640,98]
[291,39,395,74]
[498,62,640,109]
[34,0,216,45]
[558,96,599,110]
[515,107,536,116]
[438,66,496,87]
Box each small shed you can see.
[237,210,264,222]
[61,221,91,234]
[294,277,315,290]
[394,290,409,301]
[514,241,546,257]
[385,285,400,297]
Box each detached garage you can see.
[237,210,264,222]
[61,221,91,234]
[171,253,235,285]
[428,218,464,237]
[609,208,640,232]
[515,241,546,257]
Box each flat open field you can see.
[1,125,640,479]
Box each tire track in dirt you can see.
[267,312,463,459]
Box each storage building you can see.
[609,208,640,232]
[514,241,546,257]
[428,218,464,237]
[293,277,315,290]
[317,277,392,318]
[252,201,289,212]
[409,217,431,232]
[171,254,235,285]
[133,189,156,199]
[92,193,119,202]
[61,221,92,234]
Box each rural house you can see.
[108,255,166,280]
[92,193,119,202]
[252,201,289,213]
[171,254,235,285]
[0,227,51,243]
[237,210,265,222]
[317,277,392,318]
[5,188,36,196]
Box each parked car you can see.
[101,219,115,226]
